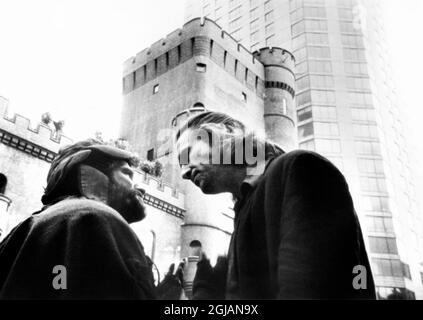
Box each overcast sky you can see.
[0,0,422,197]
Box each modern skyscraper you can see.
[185,0,423,299]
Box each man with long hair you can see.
[176,111,376,300]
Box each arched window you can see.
[0,174,7,194]
[192,102,205,109]
[282,97,287,115]
[189,240,202,257]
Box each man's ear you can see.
[78,164,110,204]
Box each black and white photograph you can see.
[0,0,422,306]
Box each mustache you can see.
[133,187,146,199]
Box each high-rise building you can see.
[120,17,297,295]
[184,0,423,299]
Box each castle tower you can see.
[253,47,296,151]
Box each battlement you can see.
[253,47,296,71]
[0,97,72,156]
[123,17,263,77]
[132,168,185,217]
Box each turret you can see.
[253,47,297,151]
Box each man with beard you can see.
[0,139,182,299]
[176,111,376,300]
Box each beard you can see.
[108,183,146,223]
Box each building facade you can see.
[0,96,186,283]
[120,17,297,292]
[185,0,423,299]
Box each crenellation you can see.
[123,18,263,77]
[0,104,72,154]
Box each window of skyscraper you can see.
[265,22,274,35]
[346,77,371,90]
[297,106,312,122]
[229,17,242,31]
[250,0,259,8]
[305,19,328,32]
[266,35,275,46]
[264,0,272,12]
[293,47,307,61]
[295,61,308,77]
[342,35,364,47]
[353,124,378,138]
[306,33,329,45]
[402,262,412,280]
[358,158,384,174]
[313,106,337,120]
[337,0,355,8]
[345,62,368,75]
[250,7,259,20]
[351,108,376,122]
[298,122,314,139]
[348,92,373,106]
[340,21,361,34]
[308,46,331,59]
[315,139,341,153]
[366,216,394,233]
[311,90,336,104]
[362,196,390,212]
[303,6,326,18]
[203,3,211,16]
[355,141,381,155]
[310,75,334,88]
[250,42,260,52]
[299,139,315,151]
[314,122,339,136]
[296,90,311,106]
[250,18,259,31]
[215,7,223,18]
[265,11,273,23]
[291,21,305,36]
[369,237,398,255]
[309,60,332,73]
[231,28,242,41]
[360,177,387,193]
[250,30,259,43]
[376,287,416,300]
[343,48,366,61]
[291,8,303,22]
[297,76,310,91]
[293,35,306,51]
[229,5,242,20]
[338,8,354,20]
[229,0,241,8]
[372,259,403,277]
[289,0,303,11]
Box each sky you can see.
[0,0,422,197]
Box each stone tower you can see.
[253,47,297,152]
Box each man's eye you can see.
[123,170,133,179]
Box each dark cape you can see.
[0,198,157,299]
[226,150,376,299]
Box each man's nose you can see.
[134,185,146,196]
[181,165,193,180]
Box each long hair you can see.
[175,111,284,166]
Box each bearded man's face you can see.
[107,161,146,223]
